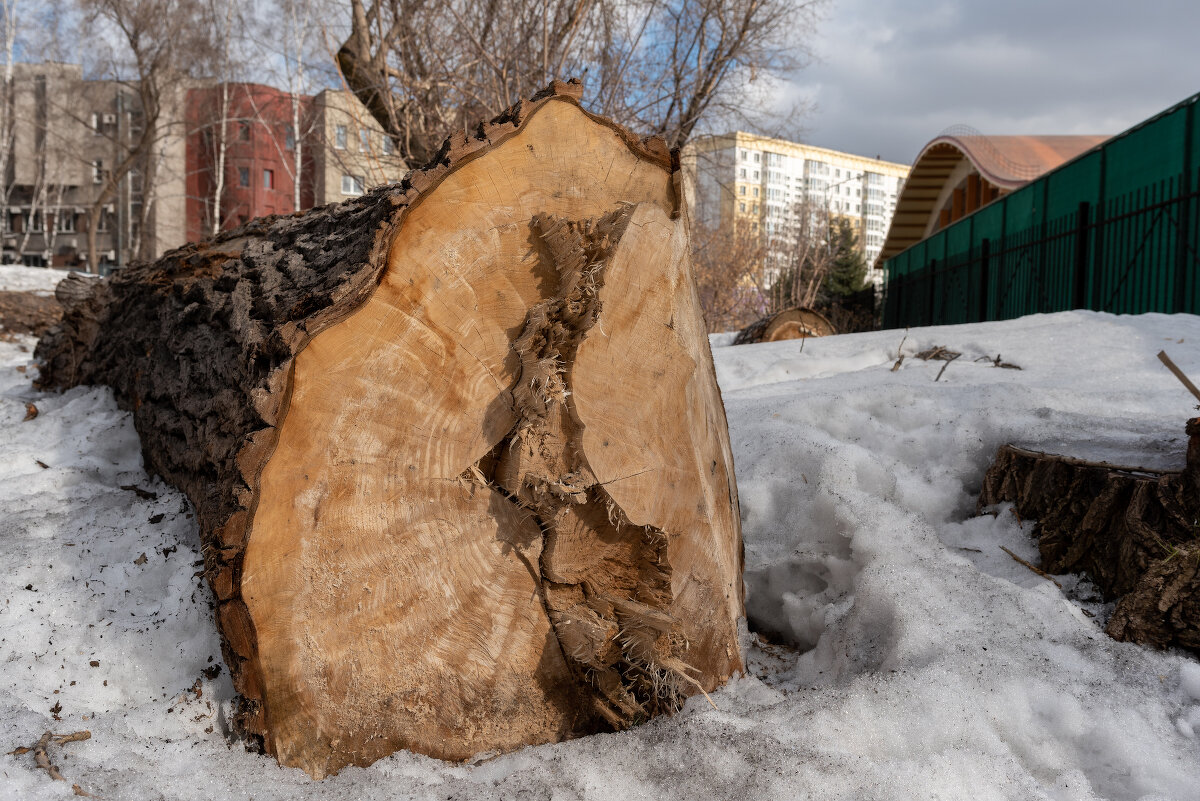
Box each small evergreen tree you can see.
[823,218,868,298]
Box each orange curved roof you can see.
[879,133,1109,263]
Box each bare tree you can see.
[204,0,241,236]
[691,216,766,332]
[334,0,825,165]
[78,0,212,271]
[0,0,17,247]
[274,0,330,210]
[763,192,835,312]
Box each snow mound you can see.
[1,310,1199,800]
[0,264,88,297]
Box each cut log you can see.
[732,306,836,345]
[977,418,1200,654]
[35,81,744,778]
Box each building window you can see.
[739,150,747,161]
[92,159,103,184]
[382,136,394,156]
[738,185,745,196]
[335,125,347,150]
[91,112,100,132]
[739,167,746,178]
[29,211,43,232]
[96,211,108,232]
[285,126,295,151]
[359,129,370,152]
[752,187,759,198]
[753,152,760,163]
[238,167,249,187]
[739,202,746,212]
[263,169,274,189]
[56,212,76,233]
[239,121,251,141]
[341,174,364,195]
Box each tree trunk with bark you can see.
[35,81,744,779]
[978,418,1200,655]
[732,306,837,345]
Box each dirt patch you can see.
[0,291,61,337]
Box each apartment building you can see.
[186,83,316,241]
[3,62,409,270]
[186,86,406,240]
[689,132,910,270]
[0,62,190,269]
[310,89,407,206]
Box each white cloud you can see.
[780,0,1200,163]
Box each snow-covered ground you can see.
[0,264,87,297]
[2,305,1199,800]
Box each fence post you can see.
[1074,202,1090,309]
[927,258,937,326]
[1176,100,1195,313]
[978,238,990,322]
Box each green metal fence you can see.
[882,92,1200,328]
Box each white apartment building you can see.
[689,132,910,272]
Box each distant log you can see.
[0,290,62,336]
[35,82,744,778]
[733,306,837,345]
[978,418,1200,654]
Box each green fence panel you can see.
[881,91,1200,327]
[1045,151,1102,219]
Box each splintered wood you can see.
[36,82,744,779]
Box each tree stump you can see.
[978,418,1200,655]
[35,81,744,778]
[732,307,837,345]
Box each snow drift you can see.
[1,264,1199,800]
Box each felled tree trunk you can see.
[35,81,744,779]
[732,306,837,345]
[978,418,1200,654]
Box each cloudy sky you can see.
[784,0,1199,165]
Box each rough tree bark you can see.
[35,81,744,779]
[732,306,837,345]
[978,418,1200,655]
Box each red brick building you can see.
[185,83,315,242]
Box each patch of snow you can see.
[1,310,1198,799]
[708,331,738,348]
[0,264,90,297]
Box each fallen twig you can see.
[1158,350,1200,404]
[974,353,1022,370]
[915,345,961,361]
[9,730,93,796]
[891,331,909,371]
[934,353,960,382]
[999,545,1063,588]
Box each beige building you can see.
[311,89,407,205]
[2,62,190,269]
[689,132,910,268]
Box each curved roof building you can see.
[878,131,1109,262]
